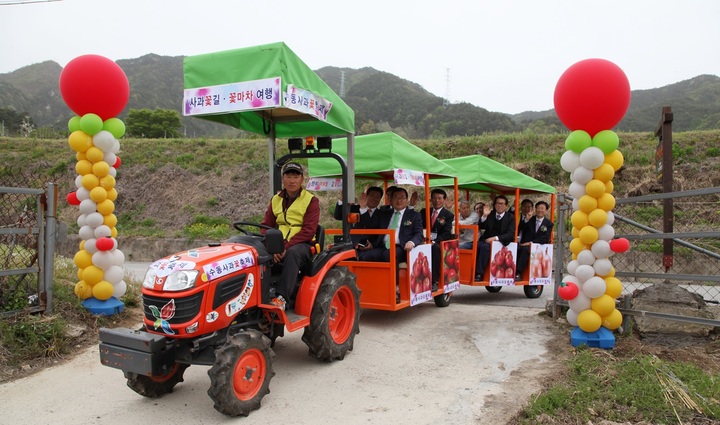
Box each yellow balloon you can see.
[92,280,115,301]
[77,267,84,280]
[571,210,589,229]
[604,180,614,194]
[585,179,606,198]
[103,213,117,228]
[74,281,93,300]
[593,163,615,182]
[604,276,622,298]
[605,267,616,278]
[82,265,104,286]
[76,151,87,162]
[100,175,116,190]
[68,131,92,153]
[577,309,602,332]
[92,161,110,178]
[75,159,93,176]
[578,195,598,213]
[81,174,100,190]
[74,250,93,269]
[79,240,85,250]
[106,188,118,201]
[570,237,589,255]
[602,309,623,330]
[110,227,118,238]
[86,146,104,163]
[579,225,599,245]
[591,294,616,316]
[588,208,608,228]
[605,150,624,171]
[597,193,616,211]
[89,186,108,203]
[571,227,580,238]
[97,199,115,216]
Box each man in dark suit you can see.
[515,201,554,279]
[474,195,516,281]
[359,188,423,287]
[419,188,455,290]
[333,186,384,246]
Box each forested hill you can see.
[1,54,719,138]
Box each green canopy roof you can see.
[433,155,556,194]
[308,132,458,180]
[183,42,354,137]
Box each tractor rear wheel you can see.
[524,284,544,298]
[207,330,275,417]
[433,292,452,307]
[302,266,360,362]
[126,363,189,398]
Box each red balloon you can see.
[59,55,130,120]
[96,237,116,252]
[609,238,630,253]
[558,281,579,301]
[114,156,122,169]
[553,59,631,137]
[66,191,80,206]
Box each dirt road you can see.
[0,286,565,425]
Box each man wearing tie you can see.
[474,195,516,281]
[515,201,554,279]
[334,186,384,247]
[419,188,454,290]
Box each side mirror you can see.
[264,228,284,254]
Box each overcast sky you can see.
[1,0,718,114]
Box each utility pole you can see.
[339,70,346,97]
[444,68,451,106]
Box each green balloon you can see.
[79,113,103,136]
[68,116,81,133]
[592,130,619,154]
[564,130,592,153]
[103,118,126,139]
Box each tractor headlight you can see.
[142,268,199,291]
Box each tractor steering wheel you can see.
[232,221,273,238]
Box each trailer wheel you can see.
[433,292,452,307]
[524,285,544,299]
[126,362,189,398]
[302,266,360,362]
[207,330,275,417]
[485,286,502,293]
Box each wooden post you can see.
[654,106,674,271]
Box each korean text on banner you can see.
[183,77,281,116]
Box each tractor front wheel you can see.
[302,266,361,362]
[126,362,189,398]
[485,286,502,293]
[207,330,275,417]
[524,284,544,299]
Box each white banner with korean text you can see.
[183,77,281,116]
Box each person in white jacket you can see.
[456,199,479,249]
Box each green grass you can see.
[517,348,720,424]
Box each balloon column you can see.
[553,59,632,348]
[59,55,130,315]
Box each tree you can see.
[126,108,182,138]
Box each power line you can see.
[0,0,62,5]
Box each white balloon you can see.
[112,249,126,266]
[111,139,121,154]
[94,225,112,239]
[76,187,90,201]
[606,211,615,226]
[78,225,95,241]
[566,260,579,275]
[103,151,117,167]
[568,182,586,199]
[562,274,577,283]
[593,258,613,276]
[104,265,124,284]
[568,291,591,312]
[108,166,117,178]
[84,238,98,254]
[566,308,579,326]
[112,280,127,298]
[571,198,580,212]
[92,251,115,270]
[93,131,115,152]
[560,150,580,173]
[582,276,607,298]
[577,249,596,265]
[86,212,104,228]
[572,166,594,185]
[79,199,97,215]
[575,264,595,282]
[579,147,605,170]
[598,224,616,241]
[74,175,83,189]
[76,214,87,228]
[591,240,611,258]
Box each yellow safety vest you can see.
[271,189,314,241]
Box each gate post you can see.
[43,183,57,314]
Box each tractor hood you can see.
[147,243,258,284]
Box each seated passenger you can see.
[333,186,384,247]
[474,195,516,281]
[457,199,479,249]
[517,198,535,241]
[516,201,553,279]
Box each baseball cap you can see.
[282,161,304,175]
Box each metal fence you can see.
[552,187,720,328]
[0,168,59,316]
